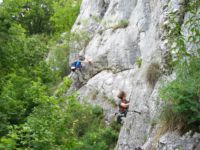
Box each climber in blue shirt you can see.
[71,55,92,71]
[70,55,92,87]
[71,59,82,70]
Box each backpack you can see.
[71,60,82,69]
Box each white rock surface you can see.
[69,0,200,149]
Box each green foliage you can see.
[1,0,54,35]
[160,1,200,132]
[54,77,73,97]
[51,0,82,34]
[0,1,119,149]
[112,20,129,31]
[136,57,142,68]
[164,1,200,63]
[99,19,129,33]
[48,37,71,76]
[0,73,51,136]
[0,136,16,150]
[1,0,81,35]
[0,23,26,73]
[91,15,101,23]
[0,0,57,138]
[160,57,200,128]
[0,26,52,80]
[0,93,119,150]
[0,23,56,136]
[159,105,187,134]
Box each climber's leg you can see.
[116,113,126,124]
[76,69,84,83]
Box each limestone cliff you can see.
[69,0,200,149]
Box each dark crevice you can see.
[100,0,110,18]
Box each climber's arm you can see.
[120,102,129,108]
[81,57,92,64]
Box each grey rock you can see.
[157,132,200,150]
[68,0,200,149]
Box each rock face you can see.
[69,0,200,149]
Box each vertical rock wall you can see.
[70,0,200,149]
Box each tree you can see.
[51,0,81,34]
[1,0,54,35]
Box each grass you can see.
[149,118,159,133]
[146,63,161,87]
[159,105,187,133]
[152,105,188,148]
[136,57,142,68]
[91,90,99,100]
[112,20,129,31]
[143,133,148,143]
[91,15,101,23]
[97,20,129,34]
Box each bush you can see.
[136,57,142,68]
[1,0,55,35]
[51,0,82,34]
[160,57,200,130]
[0,73,52,136]
[0,93,119,150]
[159,1,200,133]
[158,105,188,134]
[54,77,72,97]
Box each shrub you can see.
[159,105,187,134]
[146,63,161,87]
[136,57,142,68]
[75,123,119,150]
[0,72,52,136]
[0,137,16,150]
[92,106,104,117]
[0,93,119,150]
[159,1,200,133]
[160,57,200,131]
[54,77,72,97]
[51,0,82,34]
